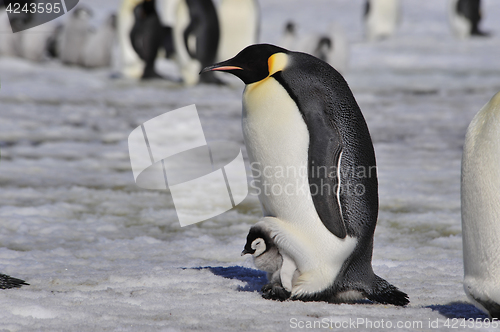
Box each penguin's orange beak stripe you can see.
[209,66,243,71]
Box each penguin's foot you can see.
[0,274,29,290]
[261,282,291,301]
[365,275,409,307]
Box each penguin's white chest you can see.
[242,77,314,224]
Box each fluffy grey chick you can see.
[242,222,292,301]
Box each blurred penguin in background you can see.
[58,6,93,65]
[364,0,400,41]
[171,0,221,85]
[16,23,56,62]
[82,14,117,68]
[216,0,259,62]
[449,0,489,39]
[129,0,168,79]
[116,0,144,78]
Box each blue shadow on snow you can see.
[427,302,489,320]
[190,266,267,292]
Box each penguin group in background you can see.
[279,22,349,74]
[449,0,489,39]
[202,44,408,305]
[242,218,299,300]
[216,0,259,62]
[364,0,400,41]
[461,91,500,319]
[0,273,28,290]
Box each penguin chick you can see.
[0,274,29,290]
[242,221,295,301]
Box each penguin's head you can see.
[200,44,289,85]
[241,225,273,257]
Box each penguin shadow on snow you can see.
[427,302,489,320]
[190,266,267,292]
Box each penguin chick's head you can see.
[200,44,289,85]
[241,225,274,257]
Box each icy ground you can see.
[1,0,500,331]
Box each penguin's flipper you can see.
[0,274,29,290]
[364,275,409,306]
[306,103,346,239]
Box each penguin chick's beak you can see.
[241,248,254,256]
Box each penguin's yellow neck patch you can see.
[268,53,288,77]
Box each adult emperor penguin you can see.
[242,218,299,300]
[129,0,167,78]
[201,44,409,305]
[171,0,221,85]
[449,0,489,39]
[0,273,28,290]
[364,0,400,41]
[461,91,500,319]
[116,0,144,78]
[216,0,259,62]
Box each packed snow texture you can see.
[1,0,500,331]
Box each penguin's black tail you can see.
[365,275,409,307]
[0,273,29,290]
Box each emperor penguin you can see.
[216,0,259,62]
[171,0,221,85]
[0,273,28,290]
[242,218,299,300]
[116,0,145,78]
[364,0,400,41]
[82,14,117,68]
[461,91,500,319]
[449,0,489,39]
[201,44,409,305]
[129,0,167,78]
[58,6,93,66]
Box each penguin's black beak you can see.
[199,61,243,75]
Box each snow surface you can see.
[1,0,500,331]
